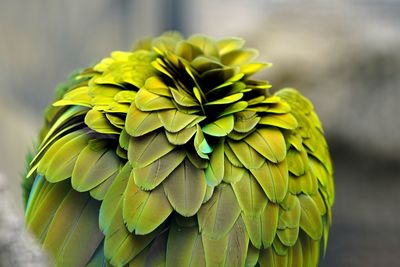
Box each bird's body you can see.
[24,32,334,267]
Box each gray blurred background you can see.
[1,0,399,266]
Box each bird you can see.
[24,32,334,267]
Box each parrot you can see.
[24,32,334,267]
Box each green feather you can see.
[266,100,291,114]
[114,90,137,103]
[217,37,245,55]
[142,232,168,267]
[163,159,207,216]
[227,140,264,169]
[53,86,92,107]
[220,101,248,117]
[289,171,318,196]
[242,214,262,248]
[227,128,254,140]
[186,148,209,169]
[244,128,286,163]
[29,119,85,173]
[258,247,288,267]
[105,113,125,129]
[205,93,243,105]
[25,175,48,219]
[261,202,279,247]
[94,50,157,88]
[298,195,323,240]
[41,130,90,182]
[277,227,299,247]
[143,76,172,97]
[202,115,234,137]
[158,108,200,133]
[125,104,163,137]
[71,141,121,192]
[290,241,303,267]
[259,113,298,130]
[42,191,103,266]
[123,175,172,234]
[250,160,288,203]
[86,242,106,267]
[26,180,71,243]
[133,149,185,190]
[165,126,197,145]
[202,217,248,267]
[204,138,225,186]
[194,125,212,159]
[222,157,246,183]
[233,111,260,133]
[170,87,199,107]
[198,184,241,240]
[99,163,131,233]
[85,109,120,134]
[278,194,301,229]
[135,88,175,111]
[55,198,103,266]
[127,245,151,267]
[245,242,260,267]
[128,131,175,168]
[166,219,205,267]
[224,142,244,167]
[104,201,159,266]
[188,34,219,58]
[36,130,83,177]
[272,237,289,256]
[287,148,307,176]
[221,48,258,66]
[222,216,249,267]
[232,171,268,216]
[89,171,118,201]
[202,185,214,204]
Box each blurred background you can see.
[1,0,399,266]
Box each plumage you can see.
[204,139,225,186]
[125,105,163,137]
[133,149,185,190]
[245,128,286,163]
[85,109,120,134]
[198,184,241,240]
[261,202,280,247]
[26,180,72,242]
[250,160,289,203]
[42,130,91,182]
[123,176,172,234]
[46,195,103,266]
[202,115,234,137]
[227,140,265,169]
[128,131,175,168]
[158,109,200,133]
[232,171,268,216]
[245,243,260,266]
[163,159,207,216]
[71,141,121,192]
[24,32,334,266]
[166,219,206,267]
[202,217,248,267]
[298,195,323,240]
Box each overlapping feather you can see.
[24,32,334,267]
